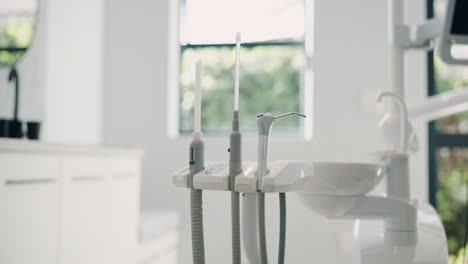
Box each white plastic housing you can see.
[354,203,448,264]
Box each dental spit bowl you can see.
[259,161,386,215]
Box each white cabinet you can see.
[0,154,60,264]
[59,158,109,264]
[59,157,140,264]
[0,142,142,264]
[107,159,140,264]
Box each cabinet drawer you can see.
[63,156,140,179]
[0,176,59,264]
[107,158,140,177]
[0,153,60,182]
[63,156,111,180]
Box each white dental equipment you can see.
[173,93,448,264]
[382,0,468,150]
[171,0,468,263]
[237,93,446,264]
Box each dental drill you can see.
[189,60,206,264]
[229,32,242,264]
[256,112,306,264]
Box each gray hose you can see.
[278,193,286,264]
[258,192,268,264]
[231,191,241,264]
[189,137,205,264]
[191,189,205,264]
[230,110,242,264]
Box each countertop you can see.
[0,138,144,158]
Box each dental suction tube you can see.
[189,61,206,264]
[230,32,242,264]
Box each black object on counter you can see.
[0,119,9,137]
[26,121,41,140]
[8,120,23,138]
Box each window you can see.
[428,0,468,263]
[177,0,311,135]
[0,1,36,66]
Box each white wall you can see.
[103,0,430,263]
[42,0,104,144]
[0,0,104,145]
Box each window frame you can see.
[171,0,314,138]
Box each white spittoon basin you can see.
[243,161,386,215]
[259,161,385,194]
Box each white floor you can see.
[139,210,179,264]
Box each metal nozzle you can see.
[274,112,306,120]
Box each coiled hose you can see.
[231,191,241,264]
[258,192,268,264]
[278,193,286,264]
[258,192,287,264]
[191,189,205,264]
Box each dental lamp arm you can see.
[394,19,443,49]
[409,87,468,122]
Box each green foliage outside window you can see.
[179,45,304,134]
[436,148,467,260]
[434,58,468,264]
[0,17,33,48]
[434,59,468,134]
[0,17,33,66]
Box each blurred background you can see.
[0,0,465,263]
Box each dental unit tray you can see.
[172,161,255,191]
[172,160,386,196]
